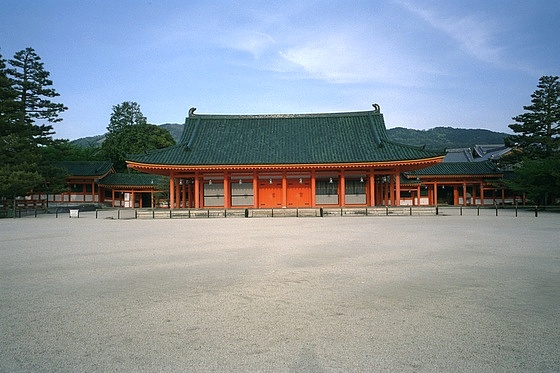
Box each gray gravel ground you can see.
[1,213,559,372]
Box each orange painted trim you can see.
[127,156,444,173]
[412,174,503,179]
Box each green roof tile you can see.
[99,173,168,187]
[128,110,445,166]
[55,161,114,177]
[405,161,502,176]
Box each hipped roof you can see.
[55,161,114,177]
[98,173,167,189]
[405,161,502,177]
[127,109,445,168]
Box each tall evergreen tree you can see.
[1,48,68,214]
[7,47,67,145]
[502,76,560,205]
[504,75,560,162]
[0,52,22,164]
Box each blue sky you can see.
[1,0,559,140]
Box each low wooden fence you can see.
[4,205,555,219]
[62,205,552,219]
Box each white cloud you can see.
[397,1,506,66]
[220,30,276,58]
[278,32,438,86]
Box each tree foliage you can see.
[502,76,560,204]
[0,48,68,212]
[106,101,147,133]
[8,47,67,143]
[101,101,175,171]
[506,157,560,204]
[504,75,560,162]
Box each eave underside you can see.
[127,158,444,176]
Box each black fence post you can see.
[535,205,538,217]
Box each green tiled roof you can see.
[55,161,113,177]
[99,173,168,187]
[406,161,502,177]
[127,109,445,166]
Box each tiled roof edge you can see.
[187,109,381,120]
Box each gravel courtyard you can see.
[1,213,559,372]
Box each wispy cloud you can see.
[278,31,438,86]
[220,30,276,58]
[397,1,507,66]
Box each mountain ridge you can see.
[70,123,509,150]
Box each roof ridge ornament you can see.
[372,103,380,112]
[188,107,197,117]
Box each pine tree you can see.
[502,76,560,205]
[0,48,68,214]
[504,75,560,162]
[7,47,67,145]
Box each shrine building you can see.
[126,105,446,209]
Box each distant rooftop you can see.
[444,145,511,162]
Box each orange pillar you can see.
[369,170,375,206]
[462,182,467,206]
[433,182,438,206]
[194,174,200,209]
[223,172,230,208]
[453,188,459,205]
[253,171,258,208]
[169,175,175,209]
[282,172,287,208]
[340,170,345,207]
[311,170,316,207]
[395,169,401,206]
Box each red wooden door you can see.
[287,179,311,207]
[258,179,283,207]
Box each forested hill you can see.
[387,127,508,150]
[71,124,509,150]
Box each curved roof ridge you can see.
[188,109,381,120]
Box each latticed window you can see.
[316,179,338,195]
[345,179,366,195]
